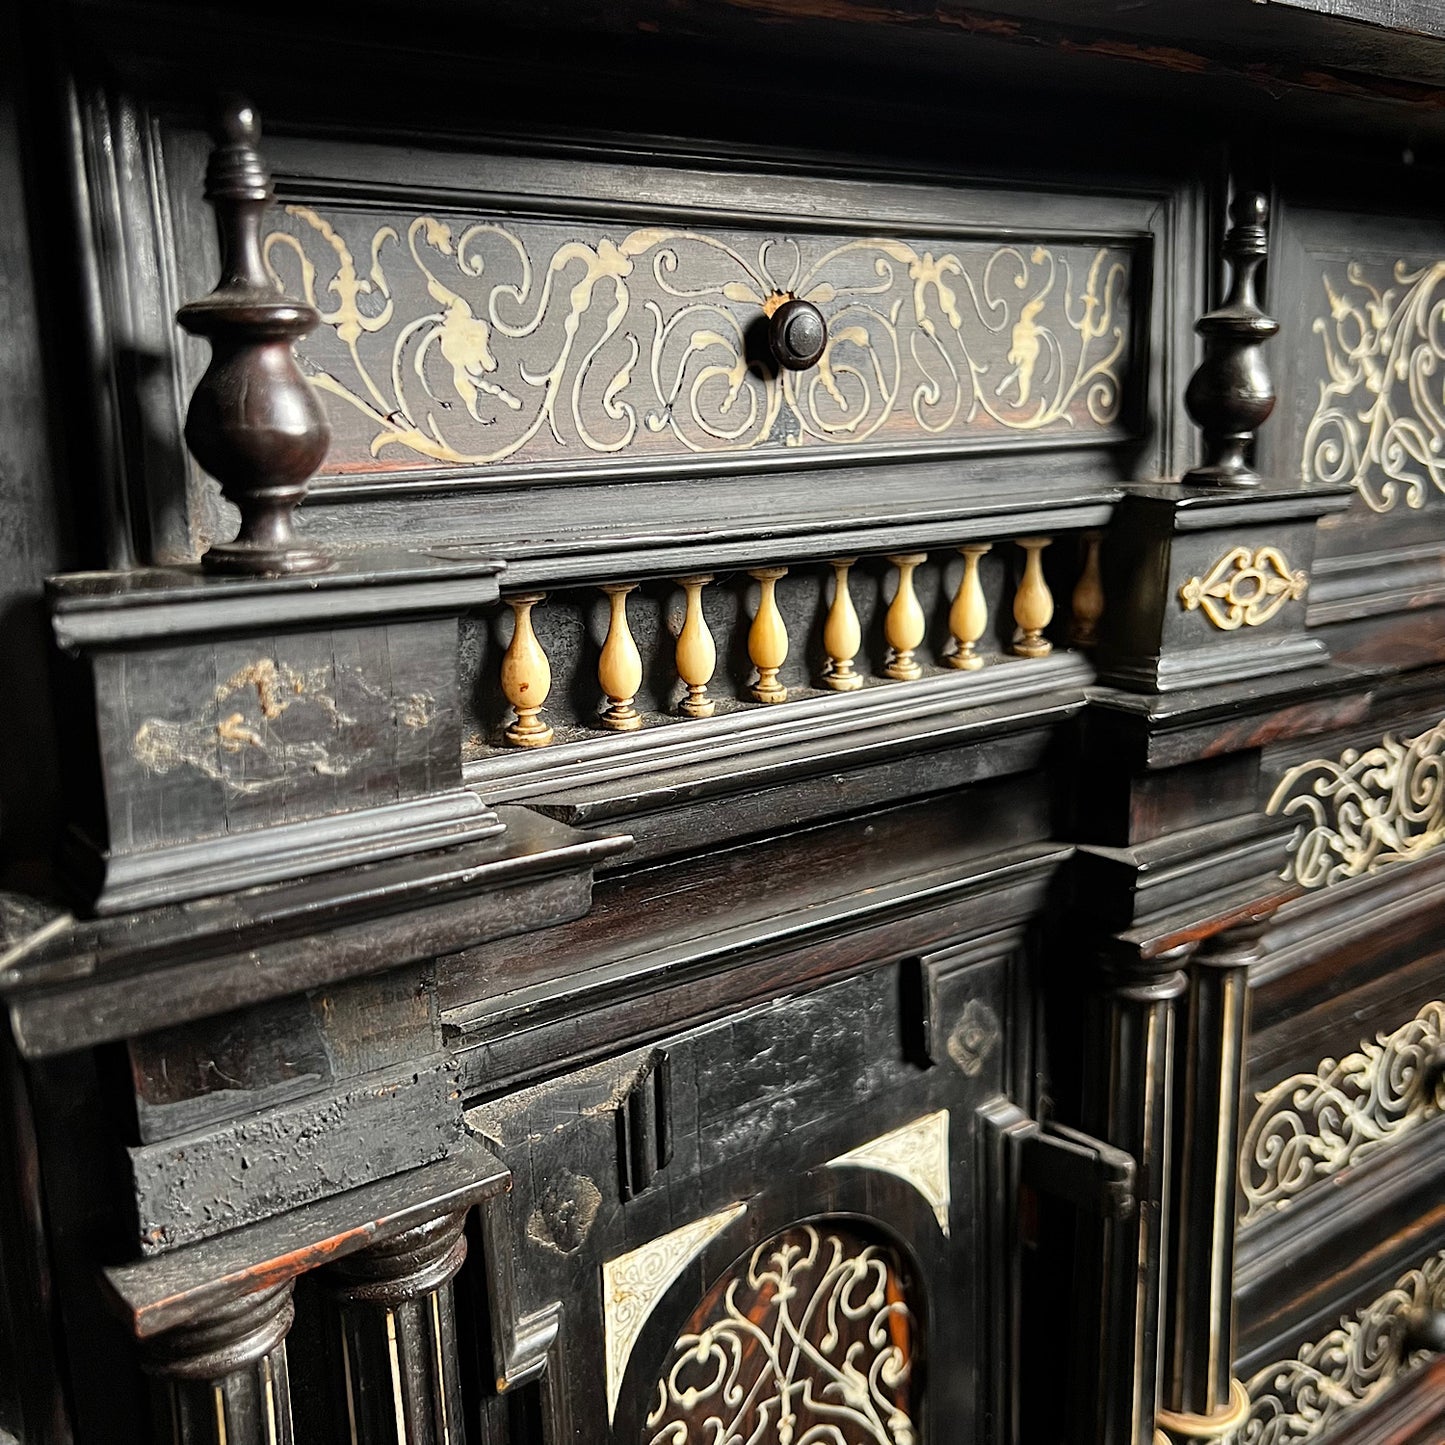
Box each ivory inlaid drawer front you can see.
[263,205,1134,479]
[1233,1248,1445,1445]
[1240,999,1445,1228]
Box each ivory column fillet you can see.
[748,567,789,704]
[823,558,864,691]
[599,583,644,730]
[884,554,927,681]
[946,544,991,670]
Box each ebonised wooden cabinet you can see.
[2,3,1445,1443]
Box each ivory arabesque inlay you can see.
[1239,1000,1445,1226]
[1267,716,1445,887]
[1303,259,1445,512]
[828,1109,952,1236]
[1232,1250,1445,1444]
[1178,545,1307,632]
[601,1202,746,1423]
[642,1224,918,1445]
[263,207,1133,476]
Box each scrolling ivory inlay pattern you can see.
[1178,546,1308,631]
[1303,259,1445,512]
[1239,1001,1445,1227]
[263,206,1132,476]
[643,1224,918,1445]
[601,1202,745,1423]
[828,1109,951,1236]
[1227,1250,1445,1444]
[1267,717,1445,889]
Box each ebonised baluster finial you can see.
[178,99,332,574]
[1182,192,1279,488]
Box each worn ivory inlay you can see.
[828,1109,951,1236]
[601,1202,746,1422]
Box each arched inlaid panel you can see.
[642,1222,922,1445]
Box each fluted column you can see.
[326,1211,469,1445]
[1075,943,1193,1445]
[1158,923,1262,1442]
[143,1282,295,1445]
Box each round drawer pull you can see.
[768,297,827,371]
[1407,1308,1445,1354]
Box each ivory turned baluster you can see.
[748,567,789,703]
[675,575,716,718]
[823,558,863,691]
[1013,538,1054,658]
[946,544,991,671]
[598,582,644,730]
[501,593,554,748]
[1071,530,1104,649]
[884,554,927,681]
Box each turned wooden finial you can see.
[179,100,331,573]
[884,554,927,681]
[1182,192,1279,487]
[748,567,789,703]
[823,558,863,691]
[1012,538,1054,658]
[598,583,644,730]
[675,575,717,718]
[501,593,553,747]
[1070,531,1105,648]
[946,544,991,670]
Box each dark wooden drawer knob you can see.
[768,297,827,371]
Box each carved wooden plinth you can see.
[143,1283,295,1445]
[325,1211,469,1445]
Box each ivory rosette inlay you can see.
[828,1110,951,1236]
[1267,717,1445,888]
[601,1202,745,1422]
[1230,1250,1445,1444]
[1303,259,1445,512]
[643,1224,918,1445]
[1178,546,1307,631]
[1240,1001,1445,1227]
